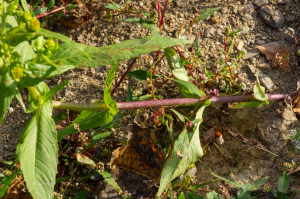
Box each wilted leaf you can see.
[111,125,166,198]
[59,13,90,28]
[257,45,290,67]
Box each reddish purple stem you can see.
[111,58,137,97]
[159,0,168,31]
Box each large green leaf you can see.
[17,37,191,89]
[236,177,269,199]
[14,41,37,63]
[104,63,118,115]
[57,111,114,140]
[47,36,191,68]
[165,48,188,81]
[157,101,210,196]
[123,18,161,37]
[16,82,58,199]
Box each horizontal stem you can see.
[52,94,288,111]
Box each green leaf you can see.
[46,0,55,9]
[52,112,67,124]
[253,84,268,102]
[57,111,114,140]
[127,70,159,81]
[169,78,204,98]
[189,180,220,191]
[210,172,242,188]
[170,109,185,123]
[198,7,221,21]
[278,171,289,199]
[76,154,96,167]
[13,41,37,63]
[230,101,264,109]
[35,29,90,59]
[86,131,112,149]
[45,36,191,70]
[178,192,185,199]
[104,62,118,115]
[105,3,122,10]
[206,191,222,199]
[0,73,17,124]
[4,27,36,46]
[96,112,122,131]
[236,177,269,199]
[66,4,78,10]
[123,17,161,37]
[17,37,191,89]
[127,85,133,102]
[98,171,121,190]
[33,7,48,16]
[157,102,209,197]
[195,46,202,57]
[42,80,71,102]
[72,190,86,199]
[165,48,188,81]
[16,82,58,199]
[20,0,33,13]
[56,176,70,183]
[0,170,22,198]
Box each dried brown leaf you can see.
[77,0,89,13]
[257,45,290,67]
[59,13,90,28]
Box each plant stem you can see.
[52,94,288,111]
[159,0,168,32]
[111,58,137,97]
[36,5,69,18]
[155,74,174,88]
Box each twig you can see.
[111,58,137,97]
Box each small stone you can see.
[205,27,216,38]
[286,15,295,22]
[277,0,290,4]
[254,0,268,7]
[221,7,228,14]
[44,79,51,85]
[258,5,285,29]
[284,4,289,12]
[257,63,271,70]
[244,4,254,14]
[21,94,27,101]
[256,40,266,45]
[179,13,184,18]
[234,25,250,35]
[65,87,73,97]
[174,0,189,7]
[8,107,13,113]
[284,32,295,43]
[242,13,253,22]
[200,50,205,57]
[210,16,219,24]
[139,2,143,6]
[257,71,274,90]
[121,116,128,124]
[235,40,244,50]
